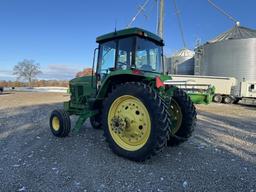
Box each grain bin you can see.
[194,25,256,95]
[166,48,194,75]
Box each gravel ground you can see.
[0,92,255,192]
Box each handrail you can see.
[91,48,98,88]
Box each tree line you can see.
[1,59,93,87]
[0,80,69,87]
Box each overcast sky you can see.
[0,0,255,81]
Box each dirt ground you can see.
[0,92,255,192]
[0,92,69,109]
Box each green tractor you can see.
[49,28,196,161]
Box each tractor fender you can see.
[96,70,172,99]
[96,73,147,99]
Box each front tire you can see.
[102,82,170,161]
[50,109,71,137]
[167,88,197,146]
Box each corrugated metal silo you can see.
[166,48,195,75]
[194,25,256,95]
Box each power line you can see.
[208,0,240,25]
[173,0,187,48]
[127,0,151,28]
[143,0,157,20]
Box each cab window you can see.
[135,37,163,73]
[117,37,134,70]
[98,41,116,79]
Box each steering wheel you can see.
[141,64,153,71]
[116,61,127,69]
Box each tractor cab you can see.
[95,28,165,83]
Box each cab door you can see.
[97,41,117,83]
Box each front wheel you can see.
[102,82,170,161]
[50,109,71,137]
[167,88,197,146]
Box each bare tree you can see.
[13,59,42,87]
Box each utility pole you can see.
[157,0,164,38]
[173,0,186,48]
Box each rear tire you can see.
[167,88,197,146]
[102,82,170,161]
[50,109,71,137]
[222,96,232,104]
[233,98,240,104]
[213,94,222,103]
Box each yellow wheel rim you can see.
[52,116,60,131]
[169,99,182,134]
[108,95,151,151]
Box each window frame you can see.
[96,35,164,76]
[135,36,164,73]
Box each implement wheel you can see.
[213,94,222,103]
[168,88,197,146]
[233,98,240,104]
[222,96,233,104]
[102,82,170,161]
[50,109,71,137]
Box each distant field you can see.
[3,87,68,93]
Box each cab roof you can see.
[96,27,164,45]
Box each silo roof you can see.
[207,25,256,44]
[172,48,195,57]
